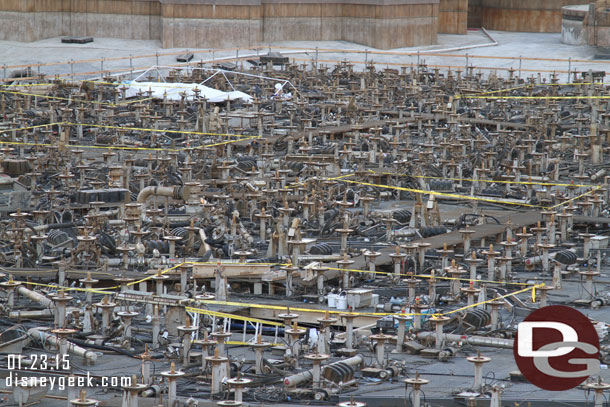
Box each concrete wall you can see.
[467,0,481,28]
[160,1,262,48]
[0,0,160,42]
[0,0,440,50]
[561,5,588,45]
[585,7,610,47]
[475,0,591,33]
[438,0,467,34]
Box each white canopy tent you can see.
[122,81,253,103]
[121,65,296,103]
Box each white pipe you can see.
[9,307,81,319]
[283,355,364,387]
[17,286,53,308]
[418,27,498,54]
[28,328,98,362]
[416,332,513,349]
[137,185,190,206]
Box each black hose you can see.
[67,337,163,359]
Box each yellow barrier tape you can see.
[62,122,255,139]
[114,97,156,106]
[17,280,118,295]
[458,95,610,100]
[439,283,543,317]
[0,88,170,109]
[0,121,259,152]
[340,178,542,208]
[0,122,60,133]
[0,89,103,105]
[0,137,256,152]
[189,298,395,316]
[186,306,283,327]
[200,135,261,148]
[6,260,542,320]
[227,340,282,346]
[463,82,596,97]
[0,140,175,152]
[189,260,538,287]
[467,84,532,96]
[369,170,594,188]
[284,173,356,190]
[189,261,291,267]
[324,266,536,287]
[129,263,184,287]
[547,186,602,210]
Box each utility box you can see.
[347,289,374,309]
[0,175,30,213]
[591,235,609,249]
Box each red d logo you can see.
[514,305,600,391]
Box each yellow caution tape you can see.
[0,121,259,152]
[532,284,536,302]
[0,89,100,105]
[18,280,117,295]
[227,340,282,346]
[188,297,394,316]
[340,178,543,208]
[546,186,602,210]
[458,95,610,100]
[467,84,532,96]
[62,122,255,139]
[190,260,538,287]
[440,284,543,316]
[369,170,594,188]
[0,122,60,132]
[284,173,356,190]
[186,306,283,327]
[7,260,543,320]
[200,135,261,148]
[463,82,596,97]
[114,97,156,106]
[324,266,536,287]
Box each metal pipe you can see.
[416,332,513,349]
[28,328,98,362]
[17,286,54,308]
[137,185,190,212]
[283,355,364,387]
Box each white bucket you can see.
[336,294,348,310]
[327,293,337,308]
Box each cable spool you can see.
[248,258,273,263]
[429,179,453,192]
[170,227,187,239]
[47,230,71,246]
[145,240,169,253]
[237,159,257,171]
[322,362,355,383]
[286,161,304,175]
[313,145,335,154]
[309,242,333,256]
[420,226,447,238]
[392,209,412,224]
[462,308,491,329]
[554,249,577,265]
[95,134,117,145]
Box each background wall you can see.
[439,0,468,34]
[0,0,442,50]
[469,0,591,32]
